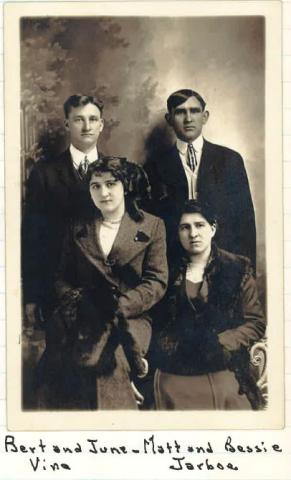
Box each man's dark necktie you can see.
[78,155,89,178]
[187,144,197,172]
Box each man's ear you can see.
[64,118,70,131]
[99,118,104,132]
[202,110,209,125]
[165,112,172,127]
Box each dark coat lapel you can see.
[54,149,80,189]
[53,149,95,219]
[55,148,103,192]
[161,145,188,189]
[197,140,218,195]
[162,142,219,198]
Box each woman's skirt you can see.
[154,369,252,410]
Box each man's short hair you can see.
[63,94,104,118]
[167,89,206,113]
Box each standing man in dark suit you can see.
[145,89,256,267]
[22,94,104,327]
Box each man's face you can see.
[166,96,209,142]
[65,103,104,153]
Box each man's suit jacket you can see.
[145,139,256,267]
[22,149,94,308]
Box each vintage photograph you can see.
[5,1,283,429]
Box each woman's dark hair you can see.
[177,199,217,227]
[169,200,218,276]
[86,156,151,222]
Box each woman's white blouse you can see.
[98,220,122,258]
[186,263,205,283]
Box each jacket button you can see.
[104,258,115,266]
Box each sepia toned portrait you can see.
[5,1,283,430]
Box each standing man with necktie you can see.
[22,94,104,327]
[145,89,256,268]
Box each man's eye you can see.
[89,117,98,122]
[196,223,204,228]
[106,182,115,187]
[90,184,99,190]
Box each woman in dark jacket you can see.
[154,200,266,410]
[37,156,168,410]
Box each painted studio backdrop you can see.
[21,16,265,272]
[21,16,266,407]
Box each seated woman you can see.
[154,200,266,410]
[36,156,168,410]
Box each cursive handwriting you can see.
[3,434,283,473]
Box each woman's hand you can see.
[113,315,149,378]
[218,330,241,351]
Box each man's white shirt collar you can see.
[176,134,204,155]
[70,144,98,169]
